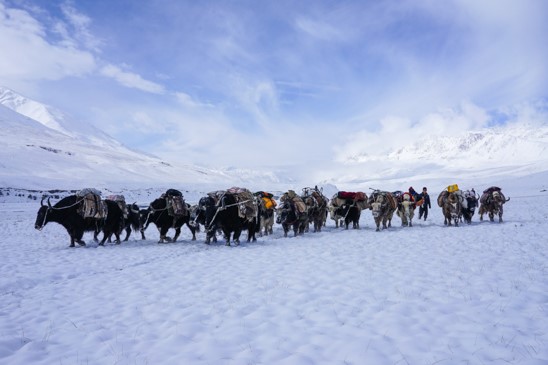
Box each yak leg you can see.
[205,230,214,244]
[71,229,86,246]
[158,226,170,243]
[113,228,122,244]
[232,233,242,246]
[172,227,181,242]
[223,229,232,246]
[187,223,197,241]
[123,227,131,241]
[232,229,242,246]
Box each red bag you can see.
[337,191,356,200]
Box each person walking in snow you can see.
[418,187,431,220]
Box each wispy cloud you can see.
[0,1,166,96]
[100,64,165,94]
[295,17,346,42]
[58,1,102,51]
[0,2,96,84]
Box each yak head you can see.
[35,197,52,230]
[370,195,386,218]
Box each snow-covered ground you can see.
[1,174,547,365]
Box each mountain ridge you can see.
[1,86,547,190]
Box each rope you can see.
[48,197,85,210]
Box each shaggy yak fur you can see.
[276,200,309,237]
[368,191,397,231]
[479,188,509,223]
[438,191,462,227]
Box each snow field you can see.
[0,189,547,365]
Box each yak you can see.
[276,199,309,237]
[368,191,397,231]
[140,196,196,243]
[479,187,510,223]
[35,195,124,246]
[438,191,462,227]
[199,194,257,245]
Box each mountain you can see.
[2,86,547,190]
[0,87,264,189]
[314,121,548,191]
[387,125,548,168]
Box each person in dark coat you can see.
[418,187,431,220]
[408,187,419,201]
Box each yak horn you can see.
[47,197,53,208]
[40,197,45,207]
[505,197,511,202]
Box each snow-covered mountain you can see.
[388,125,548,167]
[345,124,548,167]
[325,120,548,189]
[0,87,287,190]
[2,86,547,190]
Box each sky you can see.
[1,0,547,168]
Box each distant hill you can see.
[0,87,254,189]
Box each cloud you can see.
[0,2,96,84]
[0,2,166,96]
[100,64,165,94]
[295,17,346,42]
[58,1,102,51]
[334,101,491,162]
[175,92,213,109]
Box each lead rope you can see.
[48,197,85,210]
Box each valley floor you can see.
[0,190,547,364]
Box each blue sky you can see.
[1,0,547,168]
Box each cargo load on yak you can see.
[255,191,277,210]
[227,187,258,221]
[394,190,424,208]
[106,194,128,218]
[392,191,404,202]
[447,184,459,193]
[163,189,187,217]
[481,186,505,204]
[76,188,106,219]
[301,186,328,207]
[207,190,226,203]
[281,190,307,214]
[332,191,368,210]
[368,190,398,210]
[437,186,468,209]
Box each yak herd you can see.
[34,185,510,247]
